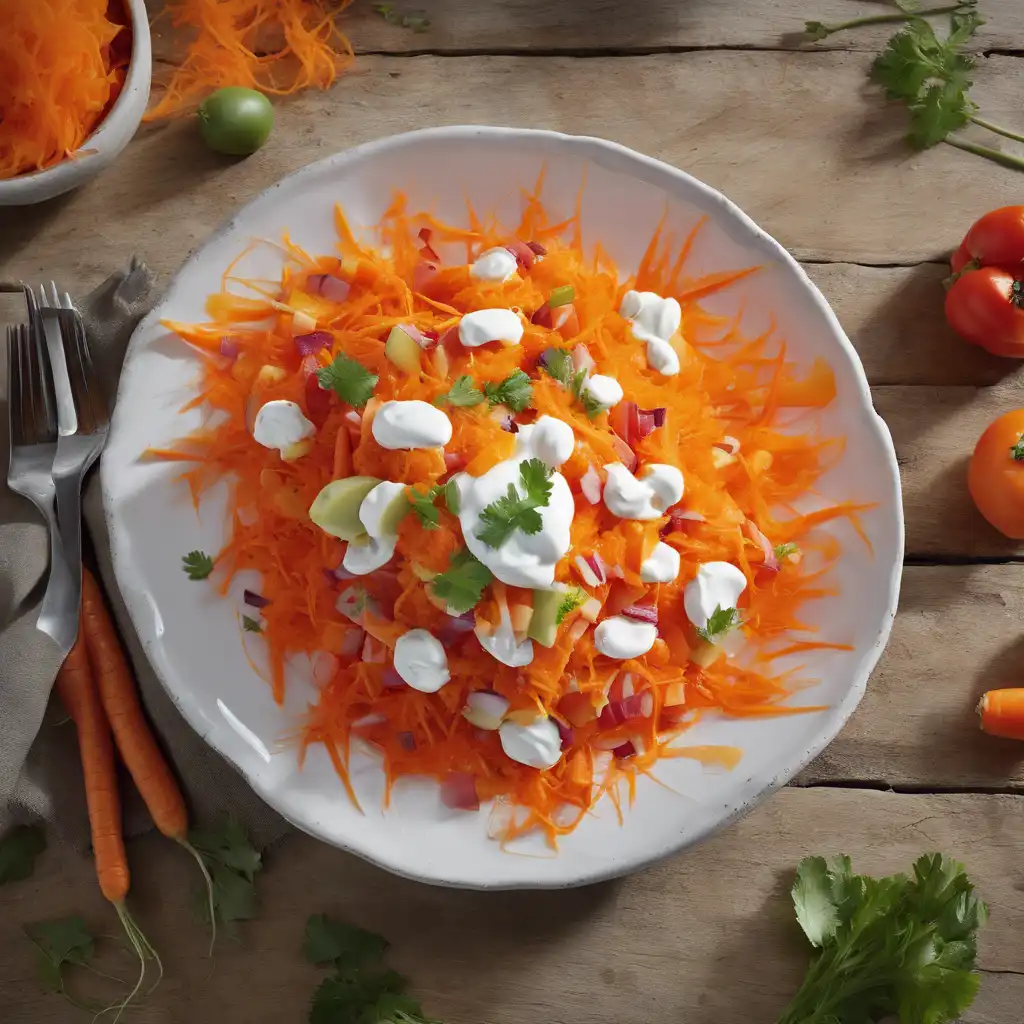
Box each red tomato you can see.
[950,241,972,275]
[956,206,1024,272]
[969,410,1024,538]
[944,266,1024,357]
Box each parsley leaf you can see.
[483,369,533,412]
[304,914,387,968]
[316,354,378,408]
[476,458,553,548]
[189,817,262,927]
[0,825,45,885]
[778,853,987,1024]
[435,375,484,408]
[431,549,493,614]
[555,587,587,626]
[242,615,263,634]
[182,550,214,581]
[407,486,441,529]
[695,605,741,644]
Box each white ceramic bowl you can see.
[0,0,151,207]
[102,127,904,889]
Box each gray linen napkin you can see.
[0,261,291,850]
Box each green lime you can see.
[197,87,274,157]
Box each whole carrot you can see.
[55,627,157,1018]
[80,566,216,947]
[978,688,1024,740]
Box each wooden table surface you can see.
[3,2,1024,1021]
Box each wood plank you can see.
[148,1,1024,57]
[801,564,1024,789]
[0,789,1021,1023]
[2,53,1022,270]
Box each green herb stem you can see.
[945,136,1024,171]
[806,4,972,40]
[969,115,1024,146]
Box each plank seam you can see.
[796,779,1024,796]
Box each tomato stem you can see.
[944,137,1024,173]
[1010,435,1024,461]
[970,116,1024,147]
[1012,280,1024,310]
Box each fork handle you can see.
[40,475,84,649]
[36,493,80,652]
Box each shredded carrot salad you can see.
[155,183,866,844]
[0,0,131,179]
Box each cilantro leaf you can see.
[0,825,45,885]
[407,486,441,529]
[779,853,987,1024]
[476,459,553,548]
[25,916,100,1003]
[317,354,378,408]
[431,549,493,614]
[483,369,533,412]
[908,78,973,148]
[442,478,461,516]
[189,817,262,928]
[435,375,484,408]
[695,605,741,644]
[242,615,263,633]
[304,914,388,968]
[538,348,574,388]
[555,587,587,626]
[182,550,214,581]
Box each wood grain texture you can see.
[800,565,1024,788]
[148,1,1024,57]
[3,53,1023,270]
[1,790,1021,1024]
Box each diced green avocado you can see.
[308,476,381,540]
[359,481,408,537]
[384,325,422,374]
[528,586,567,648]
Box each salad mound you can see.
[156,186,864,843]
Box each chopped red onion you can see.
[398,731,416,752]
[361,634,386,664]
[575,555,601,588]
[312,651,339,687]
[580,463,603,505]
[600,693,649,727]
[490,405,516,432]
[504,238,536,270]
[306,274,351,302]
[585,552,608,585]
[609,433,638,473]
[243,589,270,609]
[294,331,332,356]
[339,628,365,659]
[412,261,439,293]
[554,718,574,749]
[219,337,240,359]
[637,407,666,436]
[620,603,658,625]
[611,740,637,760]
[745,519,779,572]
[440,772,480,811]
[443,452,467,474]
[526,240,547,256]
[715,435,741,455]
[418,227,441,263]
[447,611,476,633]
[572,344,596,374]
[531,304,553,328]
[382,667,405,689]
[663,508,705,536]
[552,304,577,333]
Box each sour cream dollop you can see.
[252,400,315,454]
[499,716,562,769]
[640,541,681,583]
[603,463,684,520]
[471,247,518,283]
[475,598,534,668]
[394,629,450,693]
[594,616,658,659]
[372,400,452,450]
[581,373,623,411]
[458,308,524,348]
[619,290,681,377]
[456,416,575,588]
[683,561,748,630]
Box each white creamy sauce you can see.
[640,541,681,583]
[683,561,748,630]
[594,616,658,659]
[252,400,315,453]
[462,691,510,730]
[475,599,534,668]
[470,247,518,282]
[393,629,450,693]
[602,462,684,520]
[456,416,575,588]
[499,716,562,769]
[619,289,682,377]
[458,308,524,348]
[358,481,406,537]
[582,373,623,410]
[342,534,397,576]
[372,400,452,450]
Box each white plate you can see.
[102,127,903,889]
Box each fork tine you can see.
[7,326,23,448]
[26,323,56,443]
[66,308,108,432]
[48,281,60,309]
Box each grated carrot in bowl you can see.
[154,184,866,845]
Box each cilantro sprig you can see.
[431,549,493,614]
[483,369,533,412]
[182,550,214,581]
[539,348,604,419]
[476,458,553,548]
[188,817,263,931]
[317,354,379,408]
[695,605,741,644]
[805,1,975,41]
[777,853,987,1024]
[434,375,485,408]
[407,485,442,530]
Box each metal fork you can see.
[6,323,76,651]
[37,283,110,636]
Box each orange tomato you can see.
[945,267,1024,358]
[968,410,1024,538]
